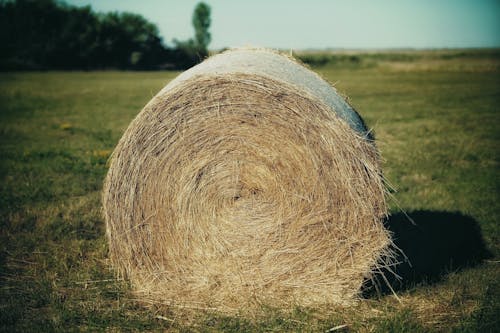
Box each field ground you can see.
[0,49,499,332]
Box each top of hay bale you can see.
[163,48,371,138]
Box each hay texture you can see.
[103,48,392,312]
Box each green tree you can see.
[192,2,211,56]
[0,0,169,70]
[172,2,212,69]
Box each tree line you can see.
[0,0,211,70]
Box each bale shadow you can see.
[363,210,493,296]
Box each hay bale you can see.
[103,48,393,312]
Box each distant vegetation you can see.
[171,2,211,69]
[296,49,500,68]
[0,0,211,70]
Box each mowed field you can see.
[0,50,499,332]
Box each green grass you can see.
[1,50,499,332]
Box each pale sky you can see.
[67,0,500,50]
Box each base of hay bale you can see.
[103,49,393,312]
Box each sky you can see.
[67,0,500,50]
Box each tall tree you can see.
[192,2,211,56]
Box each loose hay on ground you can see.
[103,48,394,313]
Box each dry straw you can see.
[103,48,394,313]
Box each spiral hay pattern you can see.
[103,49,392,312]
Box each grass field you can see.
[1,50,499,332]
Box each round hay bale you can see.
[103,48,393,312]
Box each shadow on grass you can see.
[363,210,493,296]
